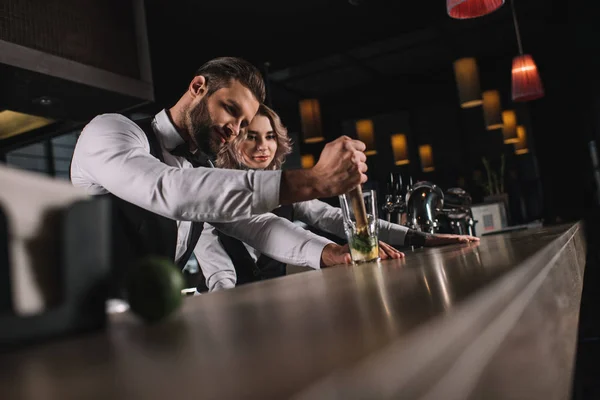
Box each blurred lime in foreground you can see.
[126,256,185,323]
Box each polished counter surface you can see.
[0,223,586,399]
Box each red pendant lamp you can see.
[510,0,544,101]
[447,0,505,19]
[512,55,544,101]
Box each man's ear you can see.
[189,75,207,99]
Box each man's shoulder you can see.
[85,113,139,130]
[81,113,151,140]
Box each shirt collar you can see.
[153,109,185,152]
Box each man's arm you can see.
[73,117,367,222]
[213,213,356,268]
[279,136,368,204]
[72,114,282,222]
[196,220,352,291]
[211,213,335,269]
[193,224,236,292]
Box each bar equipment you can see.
[439,187,477,236]
[383,173,477,236]
[406,181,445,234]
[383,173,405,225]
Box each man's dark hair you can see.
[195,57,266,102]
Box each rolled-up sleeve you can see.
[379,219,409,245]
[70,114,281,222]
[252,170,281,217]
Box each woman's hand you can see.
[378,241,404,259]
[424,233,480,247]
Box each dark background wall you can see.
[141,0,597,225]
[0,0,596,226]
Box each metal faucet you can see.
[382,173,406,224]
[442,187,477,236]
[405,181,444,234]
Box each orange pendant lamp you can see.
[510,0,544,101]
[391,134,410,166]
[502,110,519,144]
[419,145,435,172]
[447,0,505,19]
[299,99,325,143]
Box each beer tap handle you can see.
[387,172,396,197]
[395,173,403,198]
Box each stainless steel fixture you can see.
[405,181,444,234]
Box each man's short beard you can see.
[188,97,221,156]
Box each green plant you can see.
[480,155,505,196]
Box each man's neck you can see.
[167,105,196,152]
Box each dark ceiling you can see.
[145,0,554,104]
[0,0,561,120]
[0,0,569,149]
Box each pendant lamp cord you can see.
[510,0,524,55]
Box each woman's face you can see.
[239,115,278,169]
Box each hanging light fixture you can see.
[299,99,325,143]
[512,55,544,102]
[514,125,529,154]
[447,0,505,19]
[453,57,483,108]
[391,134,410,166]
[419,145,435,172]
[482,90,504,130]
[355,119,377,156]
[502,110,519,144]
[301,154,315,169]
[510,0,544,102]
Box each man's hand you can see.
[424,233,480,247]
[280,136,367,205]
[320,240,404,267]
[320,243,352,267]
[311,136,368,198]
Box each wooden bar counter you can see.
[0,223,586,400]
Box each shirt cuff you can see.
[252,170,282,214]
[212,279,236,292]
[303,236,334,269]
[381,221,409,246]
[207,271,237,292]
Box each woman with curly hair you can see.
[195,104,408,291]
[215,103,293,171]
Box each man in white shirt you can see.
[71,57,368,293]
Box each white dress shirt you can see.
[198,199,410,291]
[70,110,331,266]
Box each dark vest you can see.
[217,205,294,285]
[78,117,206,295]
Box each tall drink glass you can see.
[338,189,380,264]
